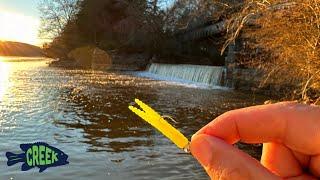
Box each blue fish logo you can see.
[6,142,69,172]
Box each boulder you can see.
[68,46,112,70]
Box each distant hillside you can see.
[0,41,44,57]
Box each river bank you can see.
[50,44,311,103]
[49,50,276,99]
[49,53,150,71]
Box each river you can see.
[0,59,267,180]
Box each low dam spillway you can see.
[147,63,226,87]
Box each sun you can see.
[0,11,40,46]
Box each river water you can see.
[0,59,267,180]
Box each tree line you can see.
[39,0,237,61]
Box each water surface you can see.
[0,60,266,179]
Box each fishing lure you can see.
[128,99,190,152]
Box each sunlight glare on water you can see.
[0,60,266,180]
[0,61,11,101]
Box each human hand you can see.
[190,102,320,179]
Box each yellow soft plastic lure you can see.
[128,99,190,151]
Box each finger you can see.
[190,134,279,180]
[261,142,302,177]
[310,155,320,177]
[195,102,320,155]
[291,150,310,168]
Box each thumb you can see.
[190,134,279,180]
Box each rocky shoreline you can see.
[49,47,150,71]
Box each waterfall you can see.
[147,63,225,87]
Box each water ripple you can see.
[0,60,267,179]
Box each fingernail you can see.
[190,135,213,167]
[191,134,196,140]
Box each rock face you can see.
[232,68,262,90]
[110,52,149,71]
[68,46,112,69]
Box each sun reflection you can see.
[0,56,10,62]
[0,61,10,101]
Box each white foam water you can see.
[135,63,228,89]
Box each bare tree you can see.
[224,0,320,101]
[38,0,80,41]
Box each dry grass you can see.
[223,0,320,102]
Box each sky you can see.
[0,0,41,46]
[0,0,175,46]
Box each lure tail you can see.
[129,99,189,151]
[6,152,25,166]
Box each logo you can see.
[6,142,69,172]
